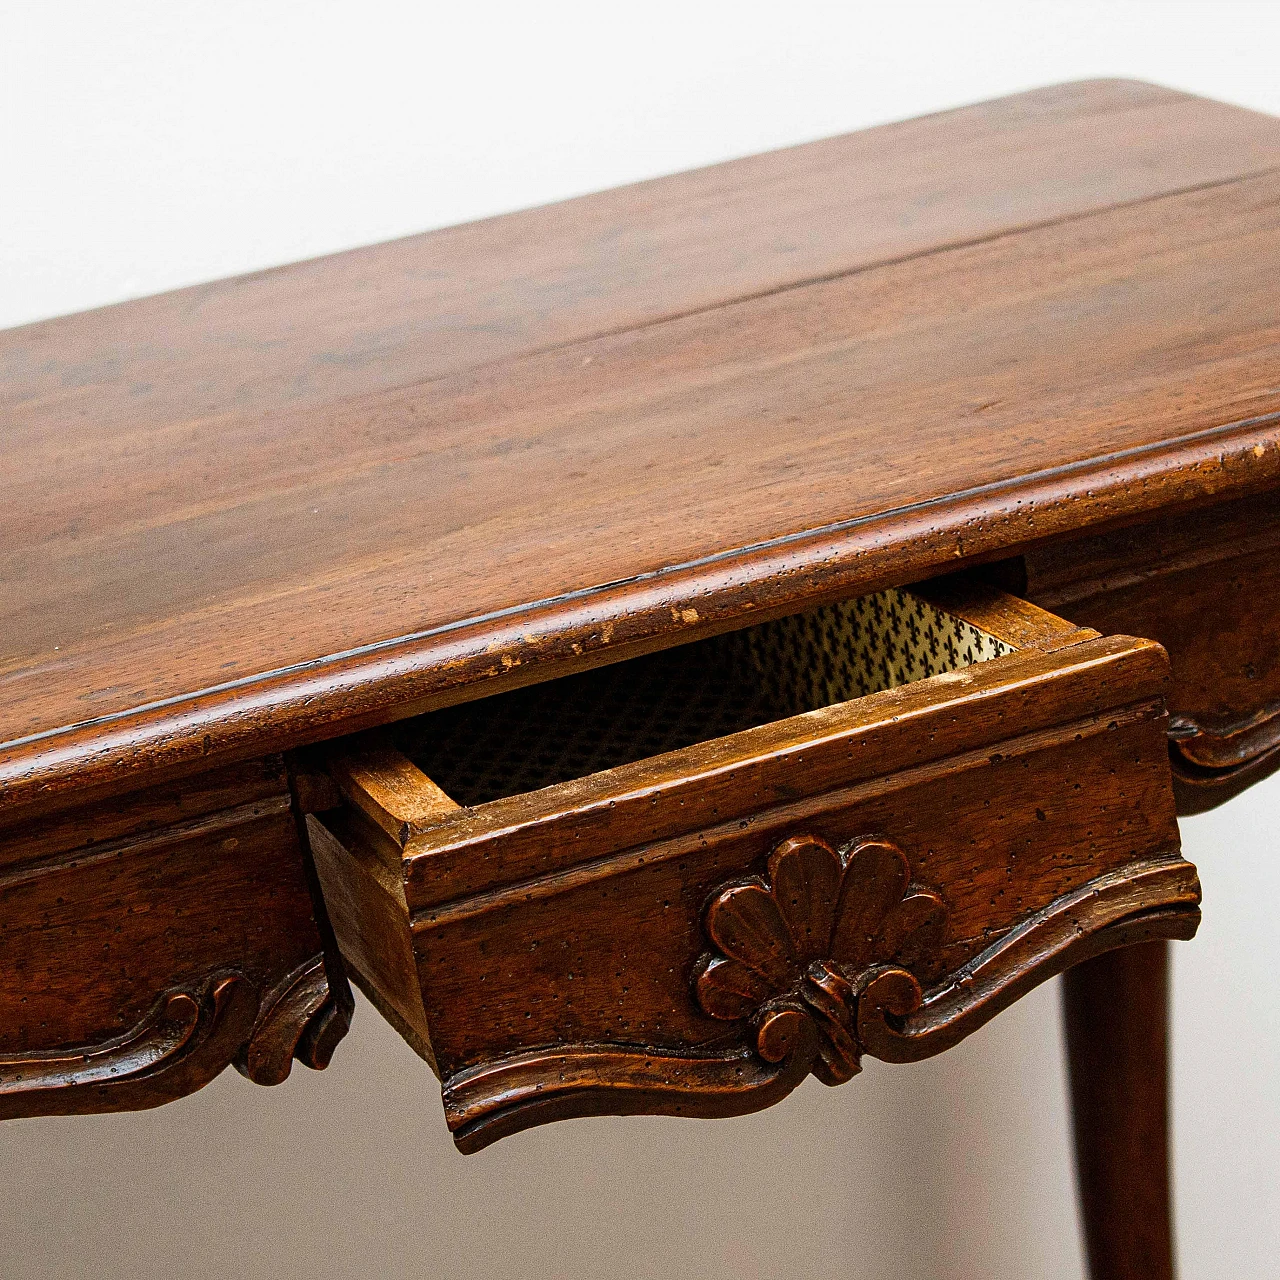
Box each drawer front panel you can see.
[309,588,1196,1151]
[413,702,1178,1071]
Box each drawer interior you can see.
[394,586,1014,806]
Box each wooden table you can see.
[4,78,1279,1279]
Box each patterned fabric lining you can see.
[396,587,1011,807]
[741,586,1012,718]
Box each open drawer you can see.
[303,579,1199,1152]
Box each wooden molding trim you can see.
[0,974,259,1120]
[1168,704,1280,770]
[1170,738,1280,816]
[235,954,354,1086]
[3,412,1279,825]
[858,858,1199,1061]
[440,856,1198,1153]
[1168,704,1280,815]
[443,1035,819,1156]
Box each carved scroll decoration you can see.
[442,852,1200,1153]
[0,954,353,1120]
[0,973,259,1120]
[236,954,353,1086]
[691,834,944,1085]
[1167,708,1280,815]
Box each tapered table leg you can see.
[1062,940,1175,1280]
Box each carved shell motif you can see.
[692,834,946,1084]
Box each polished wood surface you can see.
[1026,490,1280,812]
[5,80,1280,819]
[3,78,1278,1280]
[1064,942,1174,1280]
[0,758,351,1116]
[309,587,1198,1153]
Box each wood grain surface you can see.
[307,595,1195,1150]
[1064,941,1177,1280]
[0,757,352,1114]
[1025,490,1280,812]
[5,79,1280,816]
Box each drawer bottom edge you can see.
[440,854,1199,1153]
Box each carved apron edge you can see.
[0,972,260,1121]
[438,840,1200,1153]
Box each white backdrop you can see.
[3,4,1278,1276]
